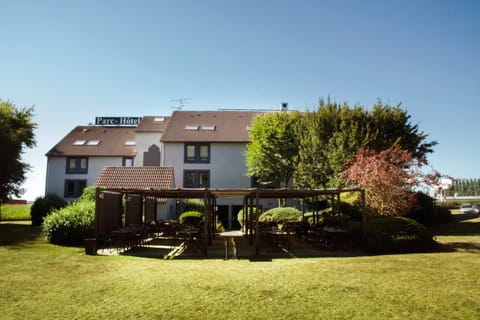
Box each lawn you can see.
[0,204,31,221]
[0,215,479,320]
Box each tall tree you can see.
[295,99,437,188]
[246,111,300,189]
[0,100,37,201]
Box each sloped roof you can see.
[96,166,174,190]
[46,126,136,157]
[161,110,263,142]
[135,116,170,132]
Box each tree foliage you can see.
[0,100,37,201]
[452,178,480,196]
[295,99,436,188]
[246,99,436,191]
[246,111,300,188]
[341,146,428,217]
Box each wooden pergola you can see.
[95,187,365,256]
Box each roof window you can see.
[185,124,199,131]
[153,117,165,122]
[73,140,86,146]
[124,140,136,146]
[201,125,216,131]
[86,140,101,146]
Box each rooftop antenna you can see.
[171,98,191,110]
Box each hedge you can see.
[366,216,435,253]
[42,200,95,246]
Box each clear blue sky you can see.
[1,0,479,200]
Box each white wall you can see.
[45,156,124,201]
[163,142,250,189]
[134,132,162,166]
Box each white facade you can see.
[163,142,250,189]
[134,132,162,166]
[46,156,124,201]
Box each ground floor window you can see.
[64,179,87,198]
[184,170,210,188]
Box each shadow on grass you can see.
[431,213,480,236]
[0,222,43,246]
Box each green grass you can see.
[0,204,31,221]
[1,215,479,320]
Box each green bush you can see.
[259,207,302,222]
[435,206,452,224]
[178,211,204,225]
[184,199,205,213]
[367,216,435,253]
[320,211,350,228]
[338,202,362,221]
[408,192,452,226]
[42,200,95,246]
[78,185,97,202]
[237,207,258,227]
[30,194,67,226]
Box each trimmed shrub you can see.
[366,216,435,253]
[259,207,302,222]
[30,194,67,226]
[184,199,205,213]
[42,200,95,246]
[237,207,258,227]
[320,211,350,228]
[179,211,204,225]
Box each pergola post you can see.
[254,190,260,256]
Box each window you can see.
[123,157,134,167]
[64,180,87,198]
[184,143,210,163]
[73,140,86,146]
[185,124,199,131]
[124,140,136,146]
[66,157,88,174]
[184,170,210,188]
[86,140,101,146]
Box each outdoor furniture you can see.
[219,230,244,259]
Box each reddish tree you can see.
[342,146,428,217]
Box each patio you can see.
[93,187,365,259]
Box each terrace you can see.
[93,187,365,259]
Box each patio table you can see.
[219,230,244,259]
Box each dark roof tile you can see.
[161,110,263,142]
[46,126,136,157]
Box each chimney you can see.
[281,102,288,111]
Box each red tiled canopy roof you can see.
[96,167,174,190]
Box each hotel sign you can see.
[95,117,142,126]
